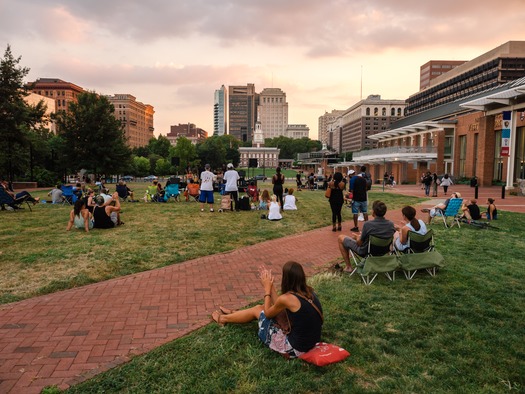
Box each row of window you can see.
[262,97,284,103]
[38,90,66,97]
[365,107,403,117]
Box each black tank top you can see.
[287,293,323,352]
[93,205,114,229]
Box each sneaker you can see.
[350,227,359,232]
[420,208,430,213]
[210,208,214,212]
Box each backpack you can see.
[239,196,251,211]
[363,173,372,191]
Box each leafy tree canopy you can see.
[54,91,131,176]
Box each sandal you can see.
[211,310,225,327]
[219,306,237,315]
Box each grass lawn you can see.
[3,185,524,393]
[57,206,525,394]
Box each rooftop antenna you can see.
[360,65,363,100]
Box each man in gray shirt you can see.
[338,200,396,273]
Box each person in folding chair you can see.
[337,200,396,274]
[394,206,428,253]
[421,192,462,225]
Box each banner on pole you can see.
[501,111,512,157]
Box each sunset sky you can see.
[1,0,524,139]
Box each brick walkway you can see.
[1,186,523,393]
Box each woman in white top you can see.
[395,206,427,252]
[267,195,282,221]
[66,199,93,233]
[283,188,298,210]
[440,174,453,194]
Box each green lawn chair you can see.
[399,229,445,279]
[354,235,400,285]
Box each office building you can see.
[286,124,310,139]
[257,88,288,139]
[213,85,227,136]
[408,41,525,115]
[228,84,258,142]
[419,60,466,90]
[106,94,154,148]
[27,78,84,113]
[166,123,208,146]
[318,110,345,144]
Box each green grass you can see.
[64,213,525,393]
[5,186,525,393]
[0,183,420,303]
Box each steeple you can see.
[253,112,264,148]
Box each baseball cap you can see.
[205,164,210,170]
[348,170,355,175]
[227,163,234,169]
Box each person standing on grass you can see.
[272,167,285,208]
[338,200,396,273]
[212,261,323,359]
[328,171,345,232]
[349,170,368,232]
[199,163,216,212]
[223,163,240,211]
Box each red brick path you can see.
[1,186,523,393]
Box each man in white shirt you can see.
[199,164,216,212]
[223,163,240,211]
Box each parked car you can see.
[254,174,267,181]
[121,175,134,182]
[144,175,158,182]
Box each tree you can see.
[155,158,173,175]
[147,135,171,158]
[0,45,47,181]
[54,92,132,177]
[172,136,197,171]
[196,136,227,170]
[133,156,150,177]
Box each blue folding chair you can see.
[433,198,463,228]
[164,184,180,202]
[61,185,76,205]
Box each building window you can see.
[374,107,378,116]
[397,108,402,117]
[391,108,395,116]
[382,108,386,116]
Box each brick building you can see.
[166,123,208,145]
[28,78,84,113]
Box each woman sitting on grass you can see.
[395,205,427,252]
[267,194,282,221]
[212,261,323,359]
[66,199,93,233]
[259,189,270,210]
[486,198,498,221]
[283,188,298,210]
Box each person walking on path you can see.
[440,174,453,194]
[422,172,432,197]
[272,167,285,208]
[431,173,439,197]
[328,172,345,232]
[199,164,216,212]
[223,163,240,211]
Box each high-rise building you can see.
[166,123,208,145]
[332,95,405,153]
[228,84,258,142]
[408,41,525,115]
[286,124,309,139]
[257,88,288,139]
[27,78,84,113]
[106,94,154,148]
[213,85,227,136]
[318,110,345,144]
[419,60,466,90]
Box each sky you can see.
[1,0,524,140]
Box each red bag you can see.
[299,342,350,366]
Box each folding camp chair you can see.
[144,185,159,202]
[164,183,180,202]
[61,185,76,205]
[0,186,32,212]
[432,198,463,228]
[116,184,130,201]
[351,235,399,285]
[400,229,445,279]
